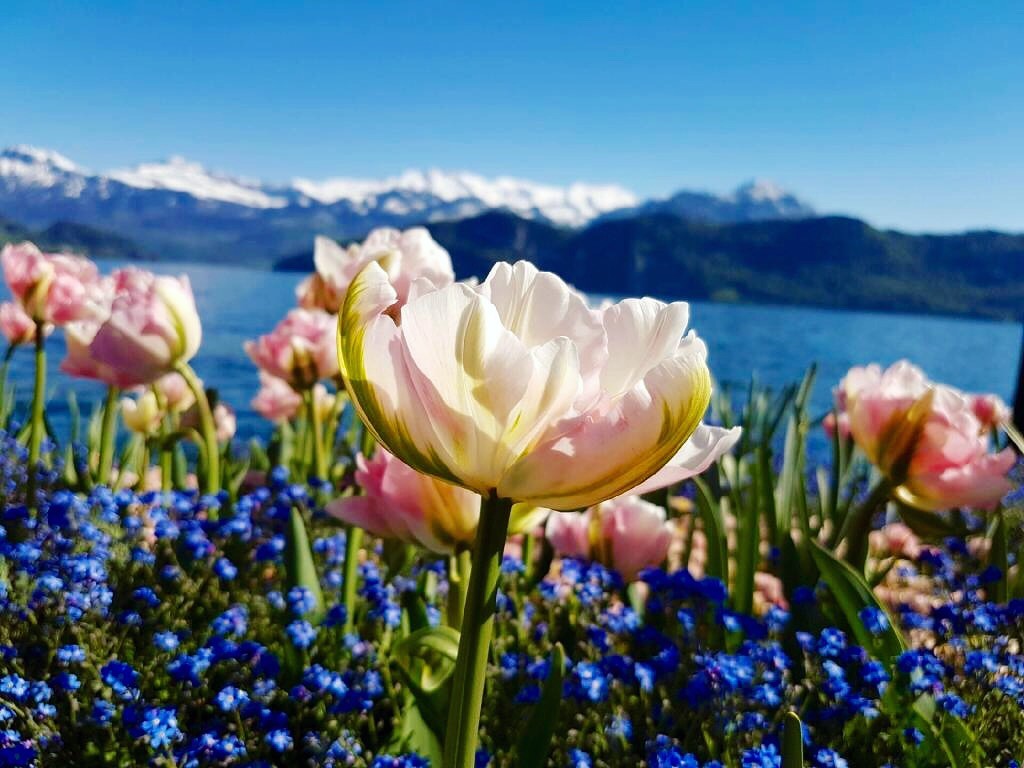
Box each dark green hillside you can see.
[0,214,152,261]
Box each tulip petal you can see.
[480,261,606,384]
[628,424,742,496]
[338,263,465,487]
[600,297,692,397]
[399,280,582,491]
[898,447,1016,511]
[500,348,712,510]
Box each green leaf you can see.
[392,626,461,738]
[988,509,1008,604]
[226,454,251,500]
[383,539,416,577]
[390,695,444,765]
[733,483,760,617]
[627,582,647,623]
[809,540,905,668]
[401,591,431,634]
[515,642,566,768]
[758,443,779,543]
[1003,420,1024,454]
[248,438,270,471]
[284,507,325,620]
[911,695,982,768]
[896,503,966,539]
[694,477,728,585]
[782,711,804,768]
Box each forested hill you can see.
[277,211,1024,322]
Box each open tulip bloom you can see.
[832,360,1015,569]
[337,258,736,767]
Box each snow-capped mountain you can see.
[0,145,813,262]
[108,156,290,210]
[598,178,814,224]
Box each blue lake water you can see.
[4,261,1022,444]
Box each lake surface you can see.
[4,261,1021,444]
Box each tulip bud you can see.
[297,229,455,313]
[245,308,337,390]
[154,372,196,414]
[1,242,105,325]
[88,268,203,387]
[327,449,549,554]
[251,372,303,422]
[545,496,673,581]
[121,391,163,435]
[0,301,39,346]
[837,361,1015,511]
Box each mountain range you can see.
[0,145,812,263]
[2,144,1023,321]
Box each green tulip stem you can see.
[443,494,513,768]
[305,388,327,481]
[160,422,174,493]
[176,363,220,495]
[521,530,536,581]
[446,548,472,630]
[96,385,119,486]
[841,478,893,572]
[341,525,363,634]
[150,385,173,493]
[26,323,46,511]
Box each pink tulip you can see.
[1,241,104,325]
[545,495,673,580]
[595,496,673,580]
[874,522,922,560]
[327,449,549,554]
[754,572,788,609]
[839,361,930,467]
[61,320,121,385]
[544,510,592,559]
[251,372,303,422]
[898,386,1015,510]
[328,450,481,553]
[87,268,203,387]
[154,372,196,414]
[213,403,237,442]
[822,411,850,440]
[837,361,1015,511]
[297,228,454,312]
[338,260,735,510]
[0,301,39,346]
[244,308,337,389]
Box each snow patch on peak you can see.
[733,178,790,203]
[109,157,288,209]
[0,145,87,191]
[291,168,637,226]
[3,145,82,173]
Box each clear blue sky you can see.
[3,1,1022,232]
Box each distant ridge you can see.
[0,213,150,261]
[0,145,812,262]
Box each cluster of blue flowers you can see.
[0,426,1023,766]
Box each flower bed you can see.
[1,232,1022,767]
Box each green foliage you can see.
[782,711,804,767]
[514,643,566,768]
[809,541,906,668]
